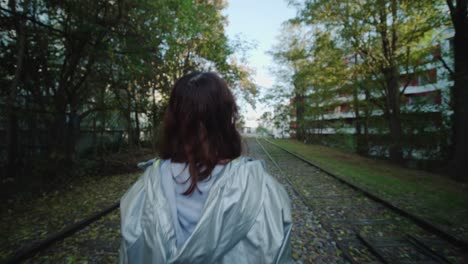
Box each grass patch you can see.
[271,139,468,232]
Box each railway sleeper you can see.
[357,233,461,264]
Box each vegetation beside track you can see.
[270,139,468,232]
[23,210,122,263]
[0,171,141,260]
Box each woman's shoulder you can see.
[232,156,269,173]
[230,155,263,167]
[235,156,289,198]
[226,156,276,188]
[136,158,159,170]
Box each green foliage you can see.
[0,0,256,186]
[256,126,271,136]
[268,0,452,163]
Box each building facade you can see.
[289,30,454,161]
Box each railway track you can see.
[1,203,120,264]
[3,138,466,263]
[255,137,467,264]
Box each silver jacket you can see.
[119,157,293,264]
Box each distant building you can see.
[289,30,454,160]
[241,126,255,134]
[258,111,290,139]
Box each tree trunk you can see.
[363,88,370,155]
[134,109,140,147]
[295,92,305,141]
[385,67,404,164]
[92,116,97,156]
[151,85,161,152]
[65,108,79,163]
[450,0,468,181]
[294,78,306,141]
[353,83,368,155]
[48,96,68,178]
[152,107,158,151]
[377,0,403,164]
[6,111,19,179]
[126,97,134,150]
[5,1,26,180]
[99,104,106,163]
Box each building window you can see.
[401,73,418,86]
[405,90,441,106]
[400,69,437,87]
[340,103,349,113]
[418,69,437,85]
[432,44,441,61]
[448,37,454,58]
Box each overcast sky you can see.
[224,0,296,127]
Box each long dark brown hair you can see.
[159,71,242,195]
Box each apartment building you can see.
[289,30,454,160]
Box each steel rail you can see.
[1,202,120,264]
[262,138,468,252]
[255,137,356,263]
[4,138,465,263]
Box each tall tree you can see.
[298,0,443,163]
[0,0,255,184]
[269,22,349,141]
[3,0,29,180]
[269,22,311,140]
[445,0,468,181]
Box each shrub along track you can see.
[256,137,467,264]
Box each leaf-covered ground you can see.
[271,139,468,236]
[261,139,465,263]
[24,210,122,263]
[247,138,346,263]
[0,171,142,261]
[6,138,466,262]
